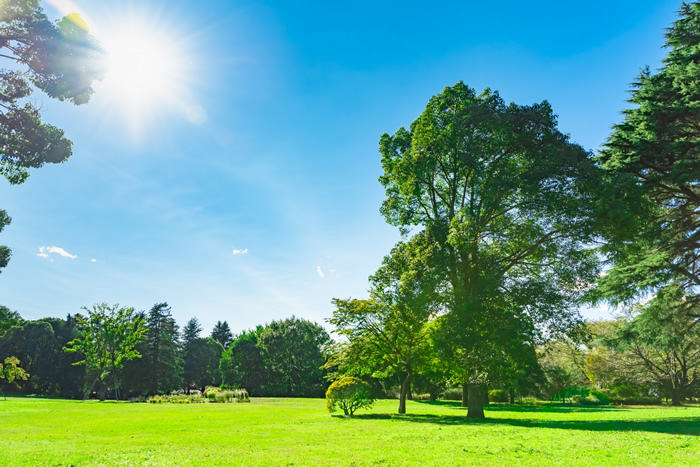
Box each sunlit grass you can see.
[1,397,699,465]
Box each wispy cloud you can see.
[91,258,97,263]
[316,266,325,278]
[232,248,248,255]
[37,246,77,260]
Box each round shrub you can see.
[325,377,375,417]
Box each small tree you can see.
[325,377,375,417]
[64,303,146,400]
[0,356,29,399]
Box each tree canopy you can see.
[379,81,601,417]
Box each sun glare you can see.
[93,11,206,135]
[105,32,179,102]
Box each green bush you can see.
[610,385,639,400]
[590,391,611,405]
[488,389,509,403]
[325,377,375,417]
[440,388,463,401]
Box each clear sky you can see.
[0,0,682,334]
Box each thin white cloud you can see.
[91,258,97,263]
[232,248,248,255]
[329,269,336,274]
[317,266,325,278]
[37,246,77,260]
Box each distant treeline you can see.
[0,303,330,399]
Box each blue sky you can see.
[0,0,681,334]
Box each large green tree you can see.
[0,1,103,272]
[65,304,145,401]
[379,82,601,417]
[597,3,700,318]
[257,317,330,397]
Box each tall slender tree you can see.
[142,303,182,395]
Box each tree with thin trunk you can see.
[610,297,700,406]
[379,82,601,417]
[328,235,441,414]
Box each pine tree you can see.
[598,2,700,319]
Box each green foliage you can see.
[256,317,330,397]
[142,303,182,395]
[182,317,202,346]
[210,321,233,349]
[0,356,28,384]
[325,377,375,417]
[64,304,146,400]
[488,389,509,403]
[440,387,463,401]
[0,317,84,397]
[610,301,700,405]
[328,236,441,414]
[183,337,223,392]
[610,385,639,400]
[596,3,700,319]
[220,327,265,395]
[0,305,23,336]
[378,81,602,417]
[0,0,104,273]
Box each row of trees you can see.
[324,3,700,417]
[0,303,330,400]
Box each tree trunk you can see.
[461,382,468,408]
[671,387,683,406]
[98,382,107,401]
[509,388,515,404]
[398,366,413,414]
[467,383,485,418]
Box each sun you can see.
[104,30,180,103]
[92,10,205,135]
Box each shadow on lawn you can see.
[353,407,700,436]
[414,400,625,413]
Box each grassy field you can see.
[1,397,699,466]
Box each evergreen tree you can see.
[182,317,202,346]
[211,321,233,349]
[142,303,182,394]
[597,3,700,319]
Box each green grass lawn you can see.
[1,397,699,466]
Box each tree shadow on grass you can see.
[353,410,700,436]
[414,400,626,413]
